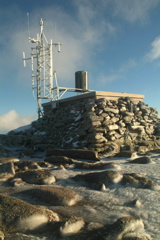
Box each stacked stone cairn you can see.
[2,97,160,154]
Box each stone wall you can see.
[2,96,160,154]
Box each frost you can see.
[74,114,81,122]
[34,131,46,135]
[12,124,32,132]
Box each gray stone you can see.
[0,162,15,175]
[46,148,99,160]
[45,156,74,164]
[128,156,152,164]
[19,186,80,207]
[0,194,59,233]
[104,107,119,114]
[107,124,119,131]
[1,95,160,155]
[15,169,56,185]
[114,151,137,158]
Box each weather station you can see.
[23,16,144,118]
[23,16,90,118]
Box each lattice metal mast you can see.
[23,18,62,118]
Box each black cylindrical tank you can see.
[75,71,88,92]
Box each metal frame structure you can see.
[23,18,93,118]
[23,18,62,118]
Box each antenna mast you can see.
[23,18,62,118]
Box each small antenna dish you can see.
[22,52,26,67]
[57,42,61,52]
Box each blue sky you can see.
[0,0,160,133]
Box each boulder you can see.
[0,162,15,175]
[46,149,99,161]
[128,156,153,164]
[86,216,151,240]
[45,156,75,164]
[14,169,56,185]
[0,231,4,240]
[17,186,81,206]
[71,170,123,189]
[60,216,85,237]
[0,194,59,233]
[0,157,19,164]
[114,151,137,158]
[74,161,120,170]
[121,173,159,190]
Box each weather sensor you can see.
[23,18,62,118]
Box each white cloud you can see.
[0,110,36,134]
[146,36,160,62]
[0,2,117,88]
[112,0,160,23]
[0,0,159,88]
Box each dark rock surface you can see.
[128,156,153,164]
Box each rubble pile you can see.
[1,97,160,153]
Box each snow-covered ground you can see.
[0,146,160,239]
[50,153,160,239]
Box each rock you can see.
[128,156,153,164]
[0,157,19,164]
[2,96,160,154]
[0,231,4,240]
[71,170,123,189]
[146,148,160,154]
[123,234,151,239]
[10,178,26,187]
[114,151,137,158]
[137,145,148,154]
[18,186,81,206]
[59,216,85,237]
[104,107,119,114]
[0,173,14,182]
[87,216,151,240]
[103,216,150,240]
[0,194,59,233]
[131,199,142,208]
[4,233,42,240]
[107,124,119,131]
[14,160,50,171]
[46,148,99,161]
[0,162,15,175]
[121,173,159,190]
[130,125,145,133]
[14,169,56,185]
[87,222,104,231]
[44,156,75,164]
[74,161,120,170]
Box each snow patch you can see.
[12,124,32,132]
[34,131,46,135]
[17,214,48,231]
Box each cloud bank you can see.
[0,110,36,134]
[146,36,160,62]
[113,0,160,23]
[1,0,159,87]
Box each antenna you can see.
[22,18,62,118]
[27,12,30,39]
[22,52,26,67]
